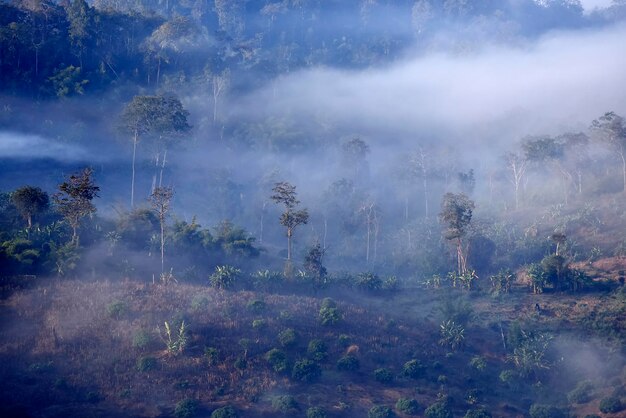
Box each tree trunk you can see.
[131,132,138,208]
[621,151,626,193]
[287,228,292,261]
[160,221,165,273]
[27,214,32,229]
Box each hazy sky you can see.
[579,0,614,11]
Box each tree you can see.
[120,95,190,207]
[304,242,327,284]
[342,137,370,181]
[439,192,474,274]
[591,111,626,193]
[53,167,100,246]
[504,152,528,210]
[11,186,49,228]
[149,186,173,274]
[271,182,309,264]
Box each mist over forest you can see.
[1,1,626,418]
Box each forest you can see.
[1,0,626,417]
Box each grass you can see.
[0,274,623,417]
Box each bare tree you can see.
[149,186,173,274]
[359,200,381,264]
[504,152,528,210]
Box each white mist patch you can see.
[579,0,614,13]
[240,24,626,147]
[0,131,88,160]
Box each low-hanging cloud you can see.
[237,23,626,151]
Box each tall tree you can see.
[149,186,173,274]
[504,152,528,210]
[11,186,49,228]
[591,111,626,193]
[439,192,474,275]
[53,167,100,246]
[271,182,309,263]
[120,95,190,207]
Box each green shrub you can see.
[528,404,566,418]
[106,300,127,319]
[374,368,394,384]
[136,356,157,372]
[469,356,486,372]
[307,339,328,362]
[321,298,336,309]
[247,299,267,313]
[204,347,219,365]
[132,329,152,349]
[291,359,321,382]
[402,359,424,379]
[174,399,198,418]
[272,395,299,414]
[368,405,395,418]
[395,398,419,415]
[265,348,289,373]
[336,355,359,371]
[252,319,267,329]
[306,407,326,418]
[233,357,247,370]
[464,408,492,418]
[382,275,399,291]
[190,295,209,311]
[209,265,240,289]
[337,334,351,347]
[278,328,298,348]
[424,400,452,418]
[599,396,623,413]
[211,405,237,418]
[356,272,383,291]
[567,380,594,404]
[319,306,341,326]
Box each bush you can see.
[306,407,327,418]
[469,356,486,372]
[319,306,341,326]
[321,297,336,309]
[529,404,566,418]
[337,334,351,347]
[190,295,209,311]
[209,265,241,289]
[174,399,198,418]
[567,380,594,404]
[106,300,127,319]
[368,405,395,418]
[233,357,247,370]
[291,359,321,382]
[252,319,267,329]
[272,395,299,414]
[336,355,360,371]
[424,400,452,418]
[278,328,298,348]
[136,356,157,372]
[204,347,219,365]
[395,398,419,415]
[307,339,328,362]
[356,272,383,292]
[374,368,394,384]
[599,396,623,414]
[265,348,289,373]
[211,406,237,418]
[132,329,152,349]
[464,408,492,418]
[247,299,267,313]
[402,359,424,379]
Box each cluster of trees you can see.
[2,0,620,98]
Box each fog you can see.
[236,23,626,150]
